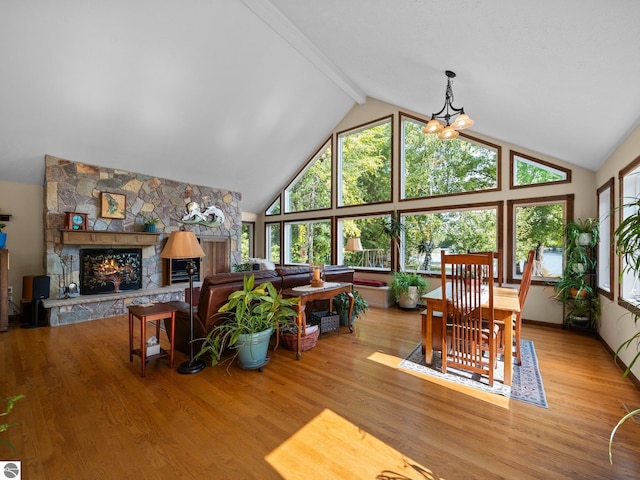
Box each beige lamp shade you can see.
[160,230,206,259]
[422,119,444,134]
[345,237,364,252]
[438,125,459,140]
[451,113,474,130]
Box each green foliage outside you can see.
[267,224,280,263]
[287,220,331,264]
[403,119,497,198]
[340,120,392,206]
[514,156,566,186]
[241,224,250,261]
[286,144,331,213]
[515,203,563,267]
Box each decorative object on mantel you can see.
[422,70,475,140]
[64,212,88,230]
[179,202,225,228]
[161,227,207,375]
[141,215,160,233]
[100,192,126,219]
[0,223,6,250]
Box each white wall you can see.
[0,180,45,305]
[596,124,640,378]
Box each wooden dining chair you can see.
[440,251,498,386]
[514,249,535,365]
[467,249,503,286]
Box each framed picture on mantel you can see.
[101,192,126,219]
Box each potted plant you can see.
[0,224,5,249]
[333,290,369,325]
[141,215,160,233]
[194,274,299,371]
[390,271,429,309]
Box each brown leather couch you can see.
[168,265,354,354]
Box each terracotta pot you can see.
[570,287,588,299]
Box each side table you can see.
[128,303,177,377]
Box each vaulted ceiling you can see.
[2,1,640,213]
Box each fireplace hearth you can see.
[80,248,142,295]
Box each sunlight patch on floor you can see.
[368,351,511,410]
[266,408,442,480]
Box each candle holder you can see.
[309,262,325,288]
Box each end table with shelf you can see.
[128,303,177,377]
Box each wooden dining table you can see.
[421,284,520,386]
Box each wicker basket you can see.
[281,326,319,351]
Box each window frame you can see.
[283,217,333,266]
[509,150,572,190]
[618,156,640,312]
[336,212,394,272]
[241,221,255,260]
[265,222,282,265]
[265,196,281,216]
[283,137,333,214]
[597,178,614,299]
[507,194,574,285]
[337,115,394,209]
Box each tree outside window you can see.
[401,115,498,199]
[402,208,498,273]
[508,196,570,281]
[284,140,331,213]
[338,118,392,207]
[265,223,281,264]
[338,214,391,270]
[284,220,331,265]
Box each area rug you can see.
[399,340,548,408]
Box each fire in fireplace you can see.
[80,248,142,295]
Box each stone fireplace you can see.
[80,248,142,295]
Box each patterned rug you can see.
[399,339,548,408]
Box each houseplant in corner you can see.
[390,271,429,309]
[333,290,369,325]
[194,274,299,371]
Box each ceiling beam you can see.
[240,0,366,104]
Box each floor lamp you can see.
[161,228,207,374]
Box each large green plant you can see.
[390,272,428,301]
[194,275,299,367]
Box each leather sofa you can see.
[168,265,354,354]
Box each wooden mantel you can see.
[60,230,160,246]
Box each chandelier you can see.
[422,70,474,140]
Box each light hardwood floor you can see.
[1,306,640,479]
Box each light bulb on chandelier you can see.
[422,70,474,140]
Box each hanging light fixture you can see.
[422,70,474,140]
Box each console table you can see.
[282,282,354,359]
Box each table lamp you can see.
[345,237,363,266]
[161,228,206,374]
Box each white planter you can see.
[398,286,419,309]
[577,233,592,246]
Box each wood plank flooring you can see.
[1,306,640,479]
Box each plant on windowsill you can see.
[194,274,299,372]
[390,271,429,310]
[333,290,369,325]
[553,218,599,329]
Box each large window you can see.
[265,223,281,264]
[401,114,499,199]
[402,205,499,274]
[619,158,640,306]
[337,214,392,270]
[284,139,332,213]
[508,195,572,282]
[241,222,254,260]
[284,219,331,265]
[338,117,392,207]
[597,178,614,298]
[510,151,571,188]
